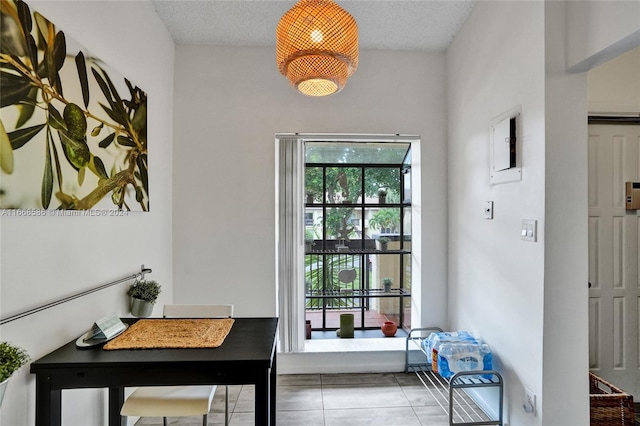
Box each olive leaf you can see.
[0,71,31,108]
[131,101,146,132]
[116,135,136,147]
[47,104,66,132]
[53,31,65,71]
[136,153,148,194]
[98,103,126,126]
[42,19,56,89]
[77,165,85,186]
[16,0,36,69]
[25,33,37,73]
[49,30,66,96]
[47,127,63,189]
[33,11,49,45]
[98,132,115,148]
[75,51,89,108]
[7,123,45,150]
[98,66,127,121]
[91,67,125,124]
[16,0,32,33]
[41,135,53,208]
[15,86,38,128]
[0,119,14,174]
[88,154,108,179]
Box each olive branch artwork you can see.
[0,0,148,211]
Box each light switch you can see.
[521,219,537,242]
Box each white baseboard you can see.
[278,350,407,374]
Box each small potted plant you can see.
[378,236,390,251]
[127,280,161,318]
[378,188,387,204]
[0,342,30,408]
[382,277,393,292]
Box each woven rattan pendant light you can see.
[276,0,358,97]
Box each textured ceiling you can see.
[151,0,476,52]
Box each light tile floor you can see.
[134,372,488,426]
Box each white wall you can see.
[0,1,174,425]
[588,45,640,114]
[567,0,640,72]
[172,46,448,326]
[543,2,589,424]
[447,2,548,425]
[447,0,640,424]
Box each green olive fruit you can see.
[63,103,87,141]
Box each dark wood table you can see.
[30,317,278,426]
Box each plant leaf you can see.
[75,51,89,107]
[0,119,14,174]
[26,33,38,72]
[77,165,85,186]
[131,101,146,132]
[99,103,126,126]
[136,153,148,194]
[47,104,67,131]
[89,154,108,179]
[7,123,45,150]
[53,31,65,71]
[43,19,56,90]
[16,0,32,33]
[15,87,38,128]
[91,67,117,111]
[98,132,115,148]
[41,135,53,208]
[54,72,63,98]
[48,127,63,189]
[99,67,127,120]
[117,135,136,147]
[0,71,31,107]
[91,123,103,137]
[33,12,51,48]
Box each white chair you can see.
[121,304,234,426]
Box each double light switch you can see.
[521,219,537,242]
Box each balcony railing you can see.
[305,288,410,331]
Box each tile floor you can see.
[134,372,489,426]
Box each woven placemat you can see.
[103,318,234,350]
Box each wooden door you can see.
[588,123,640,396]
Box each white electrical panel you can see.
[490,105,522,185]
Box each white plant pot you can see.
[130,297,154,318]
[0,377,9,408]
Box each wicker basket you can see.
[589,372,635,426]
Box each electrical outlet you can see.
[484,201,494,219]
[523,388,536,415]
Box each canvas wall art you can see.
[0,0,148,211]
